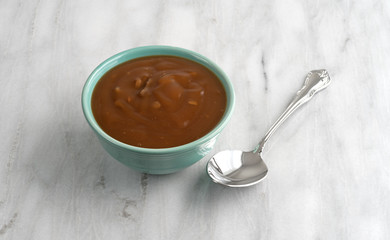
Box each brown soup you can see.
[91,55,226,148]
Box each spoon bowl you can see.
[207,69,331,187]
[207,150,268,187]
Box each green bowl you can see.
[82,46,235,174]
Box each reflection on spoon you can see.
[207,69,331,187]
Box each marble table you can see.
[1,0,390,239]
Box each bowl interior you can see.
[82,45,235,153]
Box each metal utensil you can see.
[207,69,331,187]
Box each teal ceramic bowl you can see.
[82,46,235,174]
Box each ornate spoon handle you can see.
[255,69,331,154]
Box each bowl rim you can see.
[81,45,235,154]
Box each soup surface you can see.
[91,55,227,148]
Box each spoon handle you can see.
[255,69,331,154]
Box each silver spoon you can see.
[207,69,331,187]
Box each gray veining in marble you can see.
[1,0,390,239]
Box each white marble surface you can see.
[1,0,390,239]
